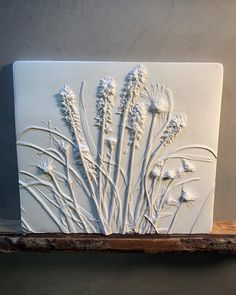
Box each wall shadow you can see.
[0,64,20,220]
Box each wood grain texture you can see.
[0,221,236,254]
[212,221,236,234]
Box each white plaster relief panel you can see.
[13,61,223,234]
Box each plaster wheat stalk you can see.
[122,139,136,233]
[95,77,116,211]
[57,85,97,182]
[79,81,97,157]
[109,64,148,227]
[122,103,146,233]
[57,85,109,234]
[102,137,117,220]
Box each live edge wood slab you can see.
[0,221,236,254]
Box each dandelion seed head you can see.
[58,139,69,153]
[181,159,195,173]
[142,84,170,114]
[149,101,167,114]
[162,169,177,180]
[179,188,197,203]
[150,166,161,180]
[150,162,163,180]
[37,157,54,175]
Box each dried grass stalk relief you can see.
[17,65,217,234]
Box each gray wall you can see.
[0,0,236,294]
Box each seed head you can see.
[37,157,54,175]
[95,77,116,134]
[57,84,82,139]
[142,83,171,114]
[150,161,163,180]
[160,113,187,145]
[162,169,177,180]
[106,137,117,150]
[119,65,148,113]
[181,159,195,173]
[127,103,146,148]
[57,85,97,181]
[179,188,197,203]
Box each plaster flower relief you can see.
[14,61,223,234]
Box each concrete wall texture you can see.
[0,1,236,294]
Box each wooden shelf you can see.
[0,221,236,254]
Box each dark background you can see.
[0,1,236,294]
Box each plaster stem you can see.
[134,113,156,224]
[49,173,76,233]
[122,139,136,234]
[168,203,183,234]
[65,148,89,232]
[98,106,106,211]
[108,111,126,227]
